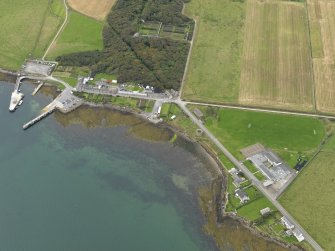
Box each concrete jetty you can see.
[32,81,44,95]
[23,107,56,130]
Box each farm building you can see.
[235,189,249,203]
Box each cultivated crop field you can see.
[280,133,335,249]
[47,11,104,60]
[183,0,246,103]
[308,0,335,114]
[239,0,314,111]
[0,0,64,70]
[68,0,116,21]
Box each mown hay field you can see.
[239,0,314,111]
[0,0,65,70]
[308,0,335,114]
[280,133,335,250]
[47,11,104,60]
[68,0,116,21]
[182,0,246,103]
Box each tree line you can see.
[57,0,194,91]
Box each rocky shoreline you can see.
[79,101,305,251]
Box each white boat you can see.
[18,100,23,106]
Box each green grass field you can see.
[183,0,246,103]
[280,133,335,249]
[237,197,276,221]
[47,11,104,59]
[192,106,325,165]
[0,0,64,70]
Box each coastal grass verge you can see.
[189,105,326,166]
[46,11,104,60]
[182,0,246,103]
[0,0,65,70]
[280,132,335,250]
[239,0,314,111]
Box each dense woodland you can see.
[57,0,194,90]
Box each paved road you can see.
[42,0,69,59]
[176,101,323,251]
[186,101,335,120]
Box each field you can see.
[280,133,335,250]
[47,11,104,60]
[0,0,64,70]
[68,0,116,21]
[191,106,325,165]
[237,197,276,221]
[239,0,314,111]
[182,0,246,103]
[308,0,335,114]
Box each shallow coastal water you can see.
[0,82,289,251]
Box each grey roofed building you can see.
[281,216,295,230]
[229,168,245,187]
[292,228,305,242]
[247,150,293,182]
[235,189,249,203]
[260,207,271,216]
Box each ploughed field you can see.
[0,0,65,69]
[308,0,335,114]
[183,0,335,114]
[239,0,314,111]
[67,0,116,21]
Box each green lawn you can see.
[194,106,325,165]
[237,197,276,221]
[280,143,335,249]
[0,0,64,70]
[183,0,246,103]
[47,11,104,59]
[94,73,117,81]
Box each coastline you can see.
[76,101,303,251]
[0,76,301,250]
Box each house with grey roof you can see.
[292,228,305,242]
[235,189,249,203]
[281,216,295,230]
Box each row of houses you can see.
[281,216,305,242]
